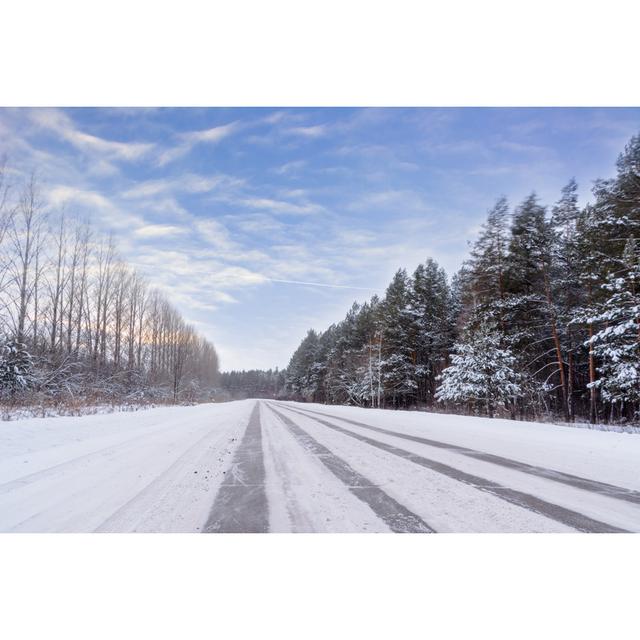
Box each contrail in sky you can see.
[267,278,379,291]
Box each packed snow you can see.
[0,399,638,532]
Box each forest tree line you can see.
[218,369,285,400]
[0,164,219,408]
[282,133,640,424]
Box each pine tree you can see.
[591,134,640,261]
[586,238,640,420]
[571,137,640,422]
[409,259,452,404]
[469,196,510,319]
[504,193,567,417]
[285,329,320,400]
[379,269,417,407]
[506,193,548,296]
[279,130,640,425]
[308,325,336,402]
[324,303,363,404]
[550,179,583,420]
[435,323,523,418]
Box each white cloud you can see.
[121,173,245,203]
[48,185,112,209]
[242,197,324,216]
[122,180,169,199]
[210,266,267,287]
[267,278,376,291]
[156,122,239,166]
[183,173,245,193]
[194,219,238,252]
[87,159,120,177]
[261,111,289,125]
[348,189,431,214]
[30,109,154,161]
[142,197,190,218]
[285,125,327,138]
[496,140,550,155]
[134,224,187,238]
[46,185,144,230]
[226,213,285,234]
[183,122,238,145]
[273,160,306,175]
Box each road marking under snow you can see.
[203,403,269,533]
[272,404,628,533]
[281,404,640,505]
[267,404,434,533]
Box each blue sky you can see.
[2,107,639,370]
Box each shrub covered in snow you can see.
[0,340,34,396]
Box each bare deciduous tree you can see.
[0,169,219,406]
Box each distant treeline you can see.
[283,132,640,424]
[0,165,219,408]
[218,369,285,400]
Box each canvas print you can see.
[0,107,638,533]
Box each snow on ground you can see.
[0,401,255,532]
[0,399,638,532]
[261,403,391,532]
[0,402,161,422]
[282,402,640,492]
[265,405,573,533]
[271,403,640,532]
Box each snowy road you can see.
[1,399,639,532]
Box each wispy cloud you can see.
[267,278,378,291]
[134,224,187,238]
[348,189,431,214]
[156,122,239,166]
[242,197,324,216]
[46,185,145,230]
[5,106,638,370]
[48,185,113,209]
[122,173,244,199]
[226,213,286,234]
[496,140,550,155]
[44,185,145,232]
[273,160,307,175]
[285,125,327,138]
[194,219,238,253]
[184,123,239,145]
[30,109,154,161]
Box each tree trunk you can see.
[588,322,597,424]
[543,273,569,421]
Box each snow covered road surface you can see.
[203,403,269,532]
[268,405,433,532]
[0,401,255,532]
[1,399,639,532]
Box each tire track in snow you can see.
[93,426,239,533]
[273,404,628,533]
[267,405,434,533]
[279,404,640,506]
[203,402,269,533]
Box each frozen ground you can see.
[0,399,638,533]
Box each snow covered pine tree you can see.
[586,238,640,421]
[435,323,523,418]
